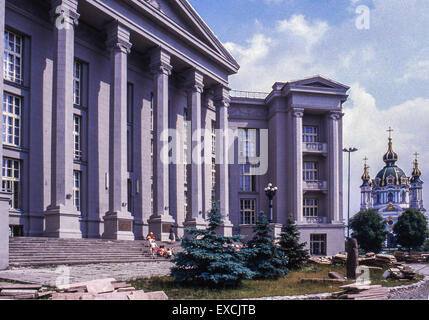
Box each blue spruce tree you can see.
[171,205,255,287]
[246,212,289,279]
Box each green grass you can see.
[129,264,424,299]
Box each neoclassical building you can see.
[360,131,425,245]
[1,0,347,255]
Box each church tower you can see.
[360,157,372,211]
[409,153,425,212]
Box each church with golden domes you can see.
[360,128,426,247]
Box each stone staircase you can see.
[9,237,181,267]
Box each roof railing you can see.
[230,90,269,100]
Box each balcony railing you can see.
[303,180,328,191]
[230,90,269,100]
[304,216,328,224]
[303,142,327,154]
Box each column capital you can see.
[50,0,80,28]
[292,107,304,118]
[329,111,344,120]
[213,85,231,107]
[184,69,204,93]
[106,22,132,54]
[150,48,172,76]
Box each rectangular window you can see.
[127,83,134,124]
[211,158,216,205]
[2,158,21,209]
[127,83,134,172]
[150,92,154,132]
[238,128,257,158]
[4,31,23,84]
[73,170,81,211]
[240,199,256,225]
[310,234,327,256]
[127,179,133,214]
[303,199,319,217]
[240,164,256,192]
[73,115,82,160]
[184,190,188,218]
[3,92,21,147]
[303,162,318,182]
[211,121,216,156]
[151,138,154,215]
[303,126,319,143]
[73,60,82,106]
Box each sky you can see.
[189,0,429,221]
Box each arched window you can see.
[388,192,394,203]
[401,191,406,203]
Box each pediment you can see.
[144,0,238,69]
[289,76,350,91]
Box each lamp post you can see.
[343,147,358,239]
[264,183,278,223]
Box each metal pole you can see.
[347,151,351,239]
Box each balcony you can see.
[303,142,328,155]
[304,216,329,224]
[303,180,328,192]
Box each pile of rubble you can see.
[394,252,429,263]
[309,253,402,267]
[331,283,389,300]
[383,265,417,281]
[52,278,168,300]
[359,253,399,267]
[0,278,168,300]
[0,283,50,300]
[308,257,333,265]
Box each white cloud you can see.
[276,14,329,46]
[397,60,429,82]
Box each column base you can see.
[0,192,11,270]
[269,223,283,240]
[44,205,83,239]
[102,211,135,241]
[148,215,175,241]
[183,217,207,238]
[216,219,233,237]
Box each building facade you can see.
[1,0,347,255]
[360,131,426,247]
[229,78,348,256]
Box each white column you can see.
[184,70,206,229]
[102,22,134,240]
[214,85,233,236]
[148,48,175,240]
[328,112,342,223]
[292,108,304,223]
[0,0,11,270]
[45,0,82,238]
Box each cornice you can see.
[125,0,239,73]
[86,0,231,86]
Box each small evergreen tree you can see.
[349,209,387,253]
[278,218,309,270]
[393,209,429,252]
[171,205,255,287]
[246,212,289,279]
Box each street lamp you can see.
[264,183,278,223]
[343,147,358,239]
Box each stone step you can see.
[8,236,180,266]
